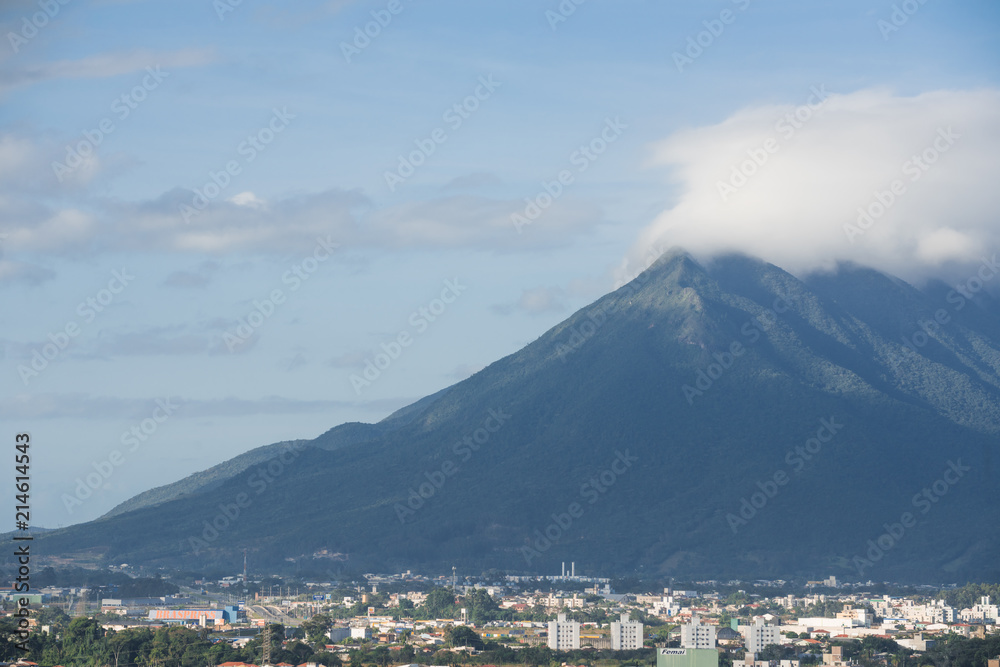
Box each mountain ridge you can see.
[34,249,1000,582]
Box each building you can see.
[611,613,644,650]
[681,616,717,649]
[328,627,351,642]
[657,648,719,667]
[960,597,1000,624]
[836,606,872,627]
[548,613,580,650]
[148,609,225,626]
[745,618,780,655]
[897,633,936,652]
[821,645,857,667]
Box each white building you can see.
[745,618,780,655]
[681,615,717,649]
[960,596,999,624]
[836,606,872,627]
[611,613,644,650]
[548,613,580,650]
[654,595,678,617]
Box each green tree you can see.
[758,644,797,661]
[35,606,71,632]
[63,616,105,663]
[421,587,457,618]
[398,643,416,662]
[310,650,344,667]
[446,625,484,650]
[303,613,333,646]
[462,588,501,623]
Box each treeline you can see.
[8,616,1000,667]
[938,583,1000,609]
[327,587,548,624]
[32,566,179,598]
[920,634,1000,667]
[1,617,332,667]
[3,613,657,667]
[344,642,653,667]
[345,586,663,627]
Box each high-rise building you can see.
[681,616,717,649]
[611,613,644,650]
[548,613,580,650]
[745,618,780,655]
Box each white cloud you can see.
[0,48,215,95]
[493,286,568,316]
[229,191,266,208]
[2,187,602,256]
[626,88,1000,281]
[0,259,54,285]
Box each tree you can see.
[280,639,315,665]
[650,626,676,643]
[462,588,501,623]
[35,606,71,632]
[758,644,797,661]
[372,645,391,667]
[446,625,484,650]
[421,587,457,618]
[310,651,344,667]
[63,616,105,663]
[106,630,138,667]
[520,644,553,666]
[303,613,333,646]
[398,643,416,662]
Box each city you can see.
[4,566,1000,667]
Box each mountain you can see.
[34,249,1000,582]
[101,388,454,518]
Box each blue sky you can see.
[1,0,998,526]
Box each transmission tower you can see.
[261,621,271,666]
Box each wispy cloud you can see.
[162,260,223,289]
[0,48,214,95]
[492,286,568,316]
[1,318,257,362]
[0,259,55,286]
[3,188,604,257]
[0,393,380,420]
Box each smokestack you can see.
[562,562,565,577]
[571,562,575,577]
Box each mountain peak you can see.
[36,250,1000,582]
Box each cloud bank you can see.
[627,88,1000,282]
